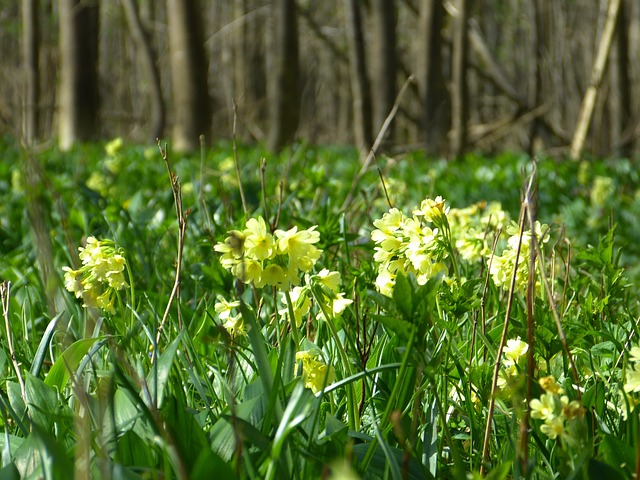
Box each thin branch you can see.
[342,75,415,212]
[1,282,26,402]
[155,141,189,349]
[232,100,248,216]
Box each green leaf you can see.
[373,314,417,342]
[191,449,238,480]
[30,312,63,378]
[0,463,20,480]
[146,332,181,409]
[587,459,626,480]
[44,337,102,391]
[393,272,413,321]
[25,373,60,432]
[599,433,636,477]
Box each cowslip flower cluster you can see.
[530,376,584,440]
[63,237,128,314]
[295,349,335,395]
[371,196,450,296]
[214,297,244,337]
[215,216,321,290]
[619,345,640,419]
[498,337,529,389]
[488,220,549,292]
[447,201,510,262]
[279,269,352,327]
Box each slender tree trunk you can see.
[610,0,632,156]
[121,0,165,142]
[370,0,397,140]
[22,0,39,144]
[570,0,621,161]
[58,0,100,150]
[346,0,373,156]
[167,0,211,153]
[418,0,448,154]
[267,0,300,151]
[450,0,469,159]
[528,0,545,156]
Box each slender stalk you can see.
[155,141,189,350]
[1,282,25,402]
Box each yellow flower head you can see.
[295,350,335,395]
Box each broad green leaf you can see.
[599,434,636,477]
[24,373,60,432]
[44,337,102,391]
[191,449,238,480]
[393,272,413,321]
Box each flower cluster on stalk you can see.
[497,337,529,389]
[63,236,128,314]
[295,349,335,395]
[371,196,450,296]
[619,345,640,419]
[214,216,322,290]
[488,220,550,293]
[279,269,353,327]
[530,376,584,441]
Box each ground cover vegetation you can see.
[1,136,640,478]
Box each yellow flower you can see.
[412,196,447,222]
[244,216,274,261]
[295,350,335,395]
[105,137,123,157]
[280,287,311,327]
[629,345,640,363]
[539,376,565,395]
[530,393,558,421]
[540,416,564,440]
[62,267,83,298]
[275,225,322,274]
[223,315,245,337]
[214,297,240,320]
[503,337,529,366]
[314,269,342,293]
[259,264,288,288]
[624,364,640,393]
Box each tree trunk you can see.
[121,0,165,142]
[528,0,546,156]
[370,0,397,141]
[266,0,300,151]
[58,0,100,150]
[346,0,373,156]
[450,0,469,159]
[167,0,211,153]
[417,0,448,154]
[570,0,621,160]
[610,0,632,156]
[22,0,39,144]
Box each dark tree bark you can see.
[121,0,165,142]
[58,0,100,150]
[22,0,39,144]
[167,0,211,153]
[610,0,632,156]
[417,0,448,154]
[267,0,300,151]
[346,0,373,156]
[450,0,469,159]
[370,0,397,140]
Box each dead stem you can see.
[155,141,189,350]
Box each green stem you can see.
[310,288,359,430]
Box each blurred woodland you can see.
[2,0,640,158]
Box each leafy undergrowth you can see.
[1,136,640,479]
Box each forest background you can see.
[1,0,639,159]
